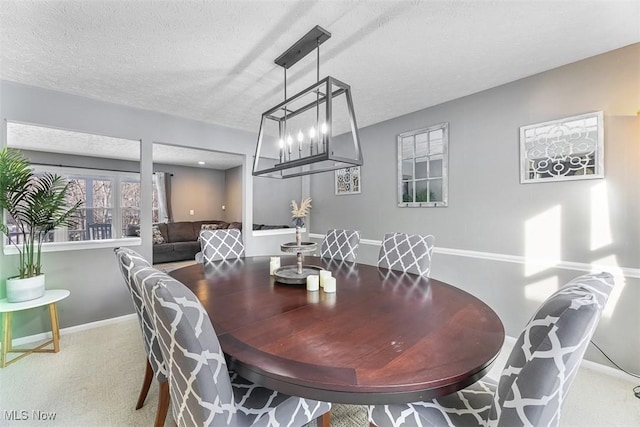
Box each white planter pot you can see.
[6,274,45,303]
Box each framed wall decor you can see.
[520,111,604,183]
[335,166,361,195]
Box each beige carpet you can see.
[153,259,198,273]
[1,317,638,426]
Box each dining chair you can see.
[133,265,332,427]
[113,247,169,427]
[368,271,614,427]
[377,232,435,277]
[320,229,361,262]
[196,229,245,264]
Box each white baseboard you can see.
[5,313,137,348]
[308,233,640,279]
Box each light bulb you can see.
[320,122,328,134]
[287,135,293,145]
[297,130,304,143]
[279,139,284,149]
[309,127,316,139]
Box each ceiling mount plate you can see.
[274,25,331,69]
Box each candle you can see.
[306,275,319,291]
[323,277,336,293]
[319,270,332,288]
[269,257,281,275]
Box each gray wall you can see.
[225,166,243,222]
[22,150,140,173]
[0,79,258,339]
[310,43,640,372]
[253,173,302,226]
[154,163,227,222]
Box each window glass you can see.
[121,180,141,238]
[401,137,414,159]
[4,166,141,244]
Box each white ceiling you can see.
[1,0,639,165]
[7,121,244,169]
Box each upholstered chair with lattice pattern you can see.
[377,232,435,277]
[133,266,331,427]
[197,229,245,264]
[320,229,361,262]
[114,247,169,427]
[369,272,614,427]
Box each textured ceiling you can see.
[7,121,244,169]
[1,0,639,142]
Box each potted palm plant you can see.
[0,147,81,302]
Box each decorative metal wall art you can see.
[520,111,604,183]
[335,166,360,195]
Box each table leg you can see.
[48,303,60,353]
[317,412,330,427]
[1,312,12,368]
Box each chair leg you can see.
[136,359,154,410]
[155,381,170,427]
[317,412,330,427]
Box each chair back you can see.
[89,223,112,239]
[114,247,167,382]
[377,232,435,277]
[489,272,614,426]
[199,229,245,263]
[135,266,237,427]
[320,229,361,262]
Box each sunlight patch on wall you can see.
[525,276,559,303]
[590,181,612,251]
[591,254,625,319]
[525,205,562,277]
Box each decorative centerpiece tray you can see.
[273,265,322,284]
[273,240,318,285]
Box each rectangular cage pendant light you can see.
[252,26,363,179]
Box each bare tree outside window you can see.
[4,167,142,244]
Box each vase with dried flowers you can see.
[291,197,312,245]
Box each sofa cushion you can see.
[192,220,228,231]
[152,225,166,244]
[167,221,197,243]
[201,223,223,232]
[153,243,175,255]
[154,223,169,242]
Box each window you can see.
[4,166,141,245]
[397,123,449,207]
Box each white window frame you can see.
[3,165,141,254]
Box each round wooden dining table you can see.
[169,256,504,405]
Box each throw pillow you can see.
[152,225,165,245]
[201,223,221,231]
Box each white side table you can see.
[0,289,70,368]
